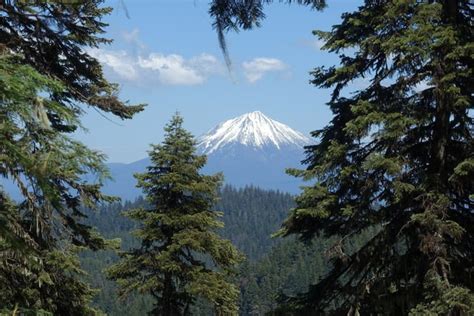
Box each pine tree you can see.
[0,53,116,314]
[1,1,143,313]
[107,114,244,316]
[273,1,473,314]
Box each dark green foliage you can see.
[0,1,142,312]
[239,239,329,315]
[0,0,144,122]
[79,190,377,315]
[217,185,295,260]
[240,227,377,315]
[80,186,295,315]
[0,54,117,314]
[0,53,112,249]
[80,198,153,316]
[276,0,474,314]
[107,114,244,315]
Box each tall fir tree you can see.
[107,114,243,316]
[0,53,116,314]
[273,0,473,314]
[0,1,143,313]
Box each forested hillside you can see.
[80,186,294,314]
[80,186,376,315]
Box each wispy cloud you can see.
[88,48,138,80]
[89,36,288,85]
[139,53,206,85]
[88,49,224,86]
[189,54,225,77]
[122,28,146,50]
[242,58,287,83]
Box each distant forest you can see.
[80,186,376,315]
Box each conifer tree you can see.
[0,1,143,312]
[0,0,144,122]
[0,53,116,314]
[273,1,474,314]
[209,0,326,66]
[107,114,243,315]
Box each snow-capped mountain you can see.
[2,111,312,201]
[103,112,312,200]
[197,111,310,154]
[193,111,310,195]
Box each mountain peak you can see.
[246,110,265,116]
[197,111,310,154]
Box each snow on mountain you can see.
[97,111,312,200]
[197,111,310,154]
[2,111,312,201]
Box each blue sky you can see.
[76,0,362,163]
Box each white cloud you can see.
[89,48,287,86]
[88,49,224,86]
[189,53,225,76]
[122,28,146,50]
[88,48,138,80]
[242,57,287,83]
[138,53,205,85]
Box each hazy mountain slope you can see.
[104,111,310,199]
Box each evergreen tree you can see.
[107,114,243,315]
[209,0,326,66]
[274,1,474,314]
[0,1,143,311]
[0,1,144,122]
[0,53,117,314]
[78,185,297,314]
